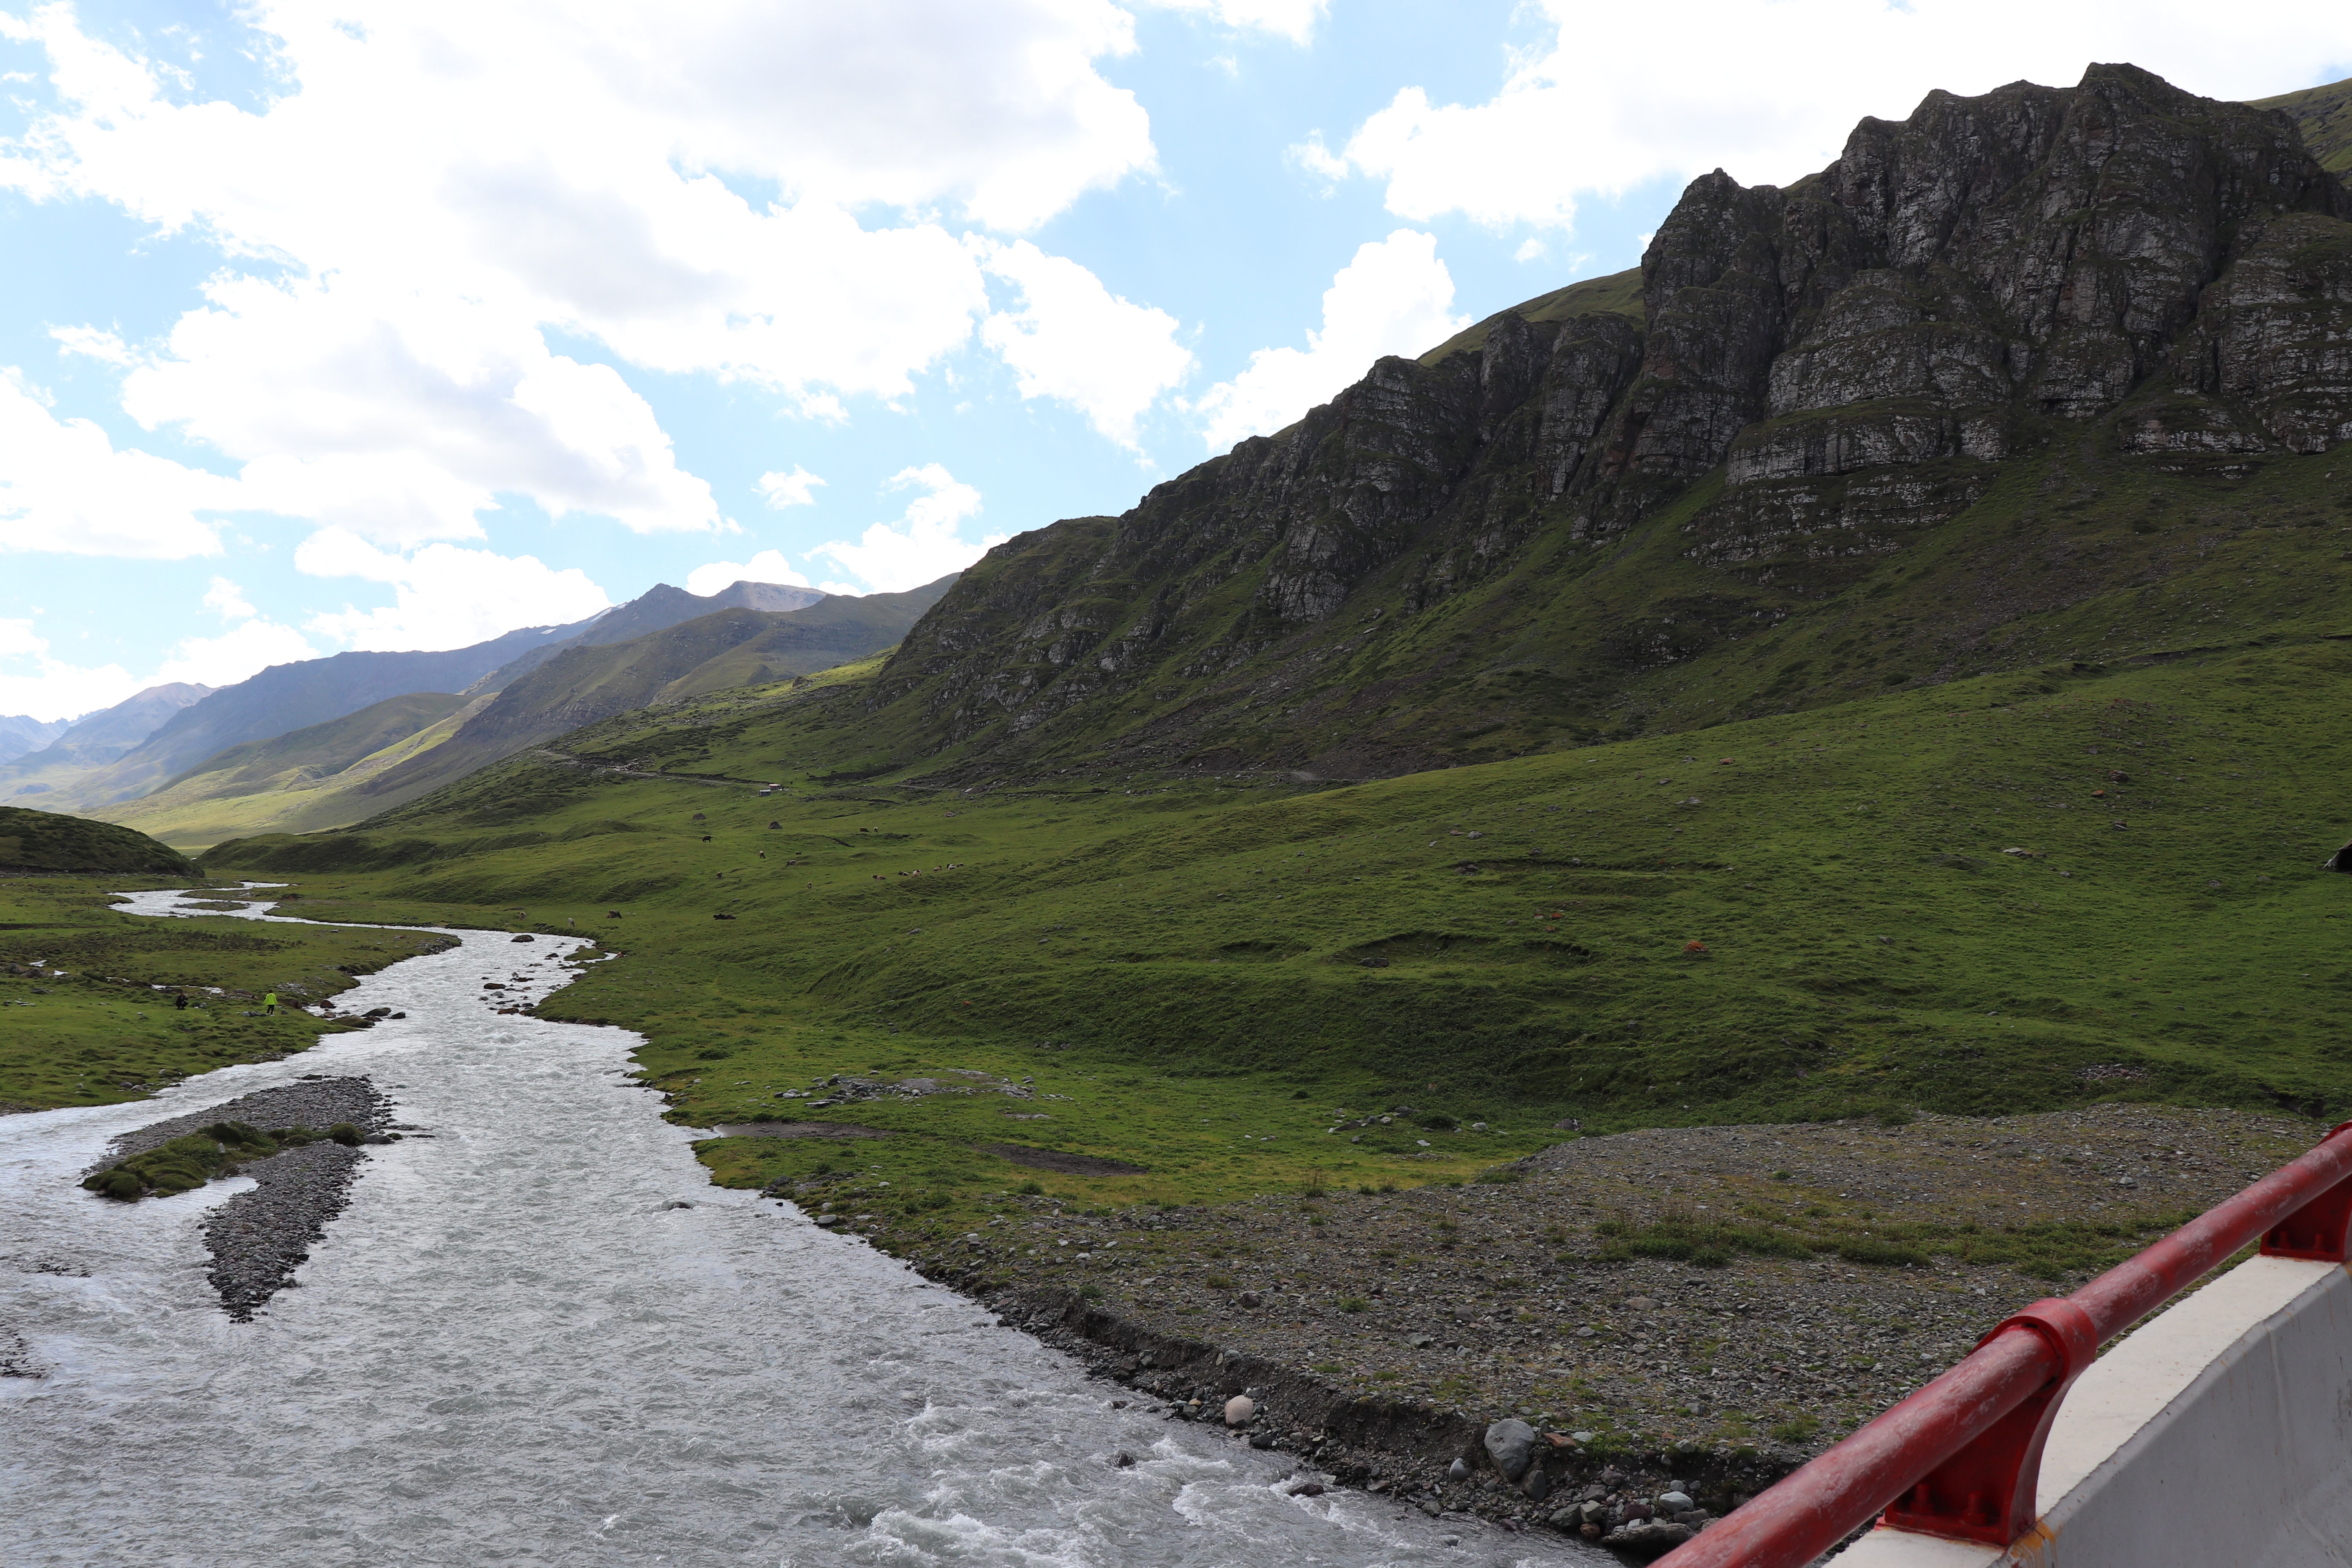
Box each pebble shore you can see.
[869,1102,2317,1542]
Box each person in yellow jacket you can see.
[263,991,278,1015]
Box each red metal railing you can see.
[1660,1120,2352,1568]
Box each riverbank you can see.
[0,874,458,1113]
[818,1102,2318,1544]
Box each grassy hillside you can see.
[339,582,958,818]
[0,684,212,806]
[207,640,2352,1220]
[2258,73,2352,173]
[95,692,475,851]
[1416,265,1644,366]
[16,628,590,814]
[742,430,2352,789]
[0,807,199,876]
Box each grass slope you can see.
[2256,73,2352,173]
[823,387,2352,789]
[95,692,475,851]
[0,807,198,876]
[206,642,2352,1231]
[1416,265,1645,365]
[0,684,213,807]
[343,587,956,818]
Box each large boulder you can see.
[1483,1417,1539,1481]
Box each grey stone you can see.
[1447,1457,1472,1482]
[1483,1417,1538,1481]
[1659,1490,1695,1514]
[1522,1467,1552,1502]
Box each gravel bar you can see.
[91,1076,389,1170]
[203,1139,374,1319]
[90,1076,393,1320]
[877,1102,2320,1542]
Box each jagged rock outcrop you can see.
[868,64,2352,775]
[1597,65,2347,537]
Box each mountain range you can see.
[793,64,2352,784]
[18,64,2350,859]
[3,576,948,849]
[0,713,71,766]
[98,576,955,848]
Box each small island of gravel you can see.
[88,1076,395,1319]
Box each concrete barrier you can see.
[1831,1256,2352,1567]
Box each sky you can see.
[2,1,2348,722]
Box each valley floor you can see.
[171,638,2352,1538]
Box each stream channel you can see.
[1,888,1599,1567]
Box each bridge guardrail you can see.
[1657,1118,2352,1568]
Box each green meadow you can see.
[0,876,445,1111]
[201,637,2352,1229]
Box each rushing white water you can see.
[1,889,1599,1567]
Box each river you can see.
[0,888,1598,1567]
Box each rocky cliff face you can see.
[868,65,2352,777]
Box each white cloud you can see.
[756,468,826,509]
[0,611,317,720]
[980,239,1194,447]
[684,549,815,597]
[202,576,256,621]
[1330,1,2352,232]
[51,325,135,365]
[1514,237,1548,263]
[1287,131,1350,186]
[0,0,1174,562]
[1141,0,1327,44]
[0,618,138,722]
[1191,230,1468,448]
[809,465,1005,593]
[296,530,612,651]
[0,369,237,559]
[125,274,722,542]
[150,616,320,690]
